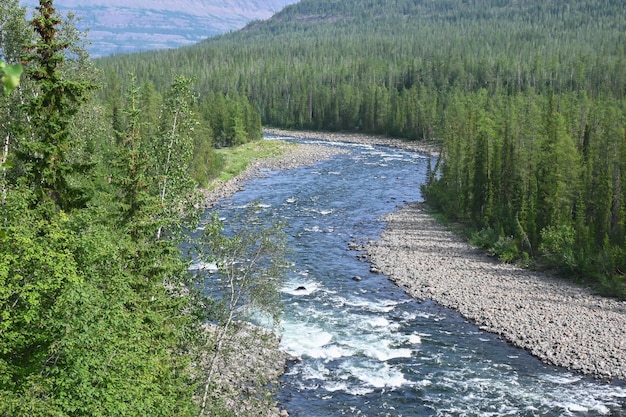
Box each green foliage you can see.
[470,227,499,250]
[4,2,626,414]
[539,223,578,271]
[1,0,290,414]
[90,0,626,297]
[190,130,225,187]
[199,207,286,326]
[491,235,523,264]
[192,206,287,416]
[95,0,625,139]
[109,74,160,238]
[198,92,262,148]
[0,205,200,416]
[0,1,27,97]
[91,0,626,298]
[205,139,299,185]
[17,0,97,213]
[152,75,201,238]
[0,61,22,96]
[426,88,626,297]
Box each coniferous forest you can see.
[96,0,626,296]
[1,0,626,414]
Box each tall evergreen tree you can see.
[18,0,96,214]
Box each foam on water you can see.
[339,295,398,313]
[366,316,390,328]
[280,322,334,359]
[343,361,410,389]
[311,208,334,215]
[304,225,323,233]
[188,260,218,272]
[420,365,626,417]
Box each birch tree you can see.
[194,206,286,416]
[153,76,199,239]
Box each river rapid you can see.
[211,135,626,417]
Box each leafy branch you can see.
[0,61,22,97]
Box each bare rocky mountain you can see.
[20,0,298,56]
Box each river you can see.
[211,135,626,417]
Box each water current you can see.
[209,134,626,416]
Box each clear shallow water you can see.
[210,136,626,417]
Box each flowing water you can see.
[209,135,626,416]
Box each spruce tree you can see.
[18,0,96,214]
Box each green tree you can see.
[152,76,200,239]
[1,0,30,208]
[1,3,202,414]
[536,94,581,232]
[193,206,287,416]
[17,0,96,214]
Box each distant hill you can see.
[19,0,299,56]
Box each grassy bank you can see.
[211,139,299,185]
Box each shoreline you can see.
[367,202,626,382]
[201,141,349,208]
[263,127,441,157]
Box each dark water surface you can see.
[209,135,626,417]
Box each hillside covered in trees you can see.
[96,0,626,296]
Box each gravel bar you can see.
[367,202,626,382]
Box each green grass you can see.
[207,139,299,187]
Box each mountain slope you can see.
[19,0,299,56]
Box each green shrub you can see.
[492,235,520,263]
[470,227,498,249]
[539,224,577,271]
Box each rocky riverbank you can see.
[264,127,440,157]
[367,202,626,381]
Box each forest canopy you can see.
[95,0,626,296]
